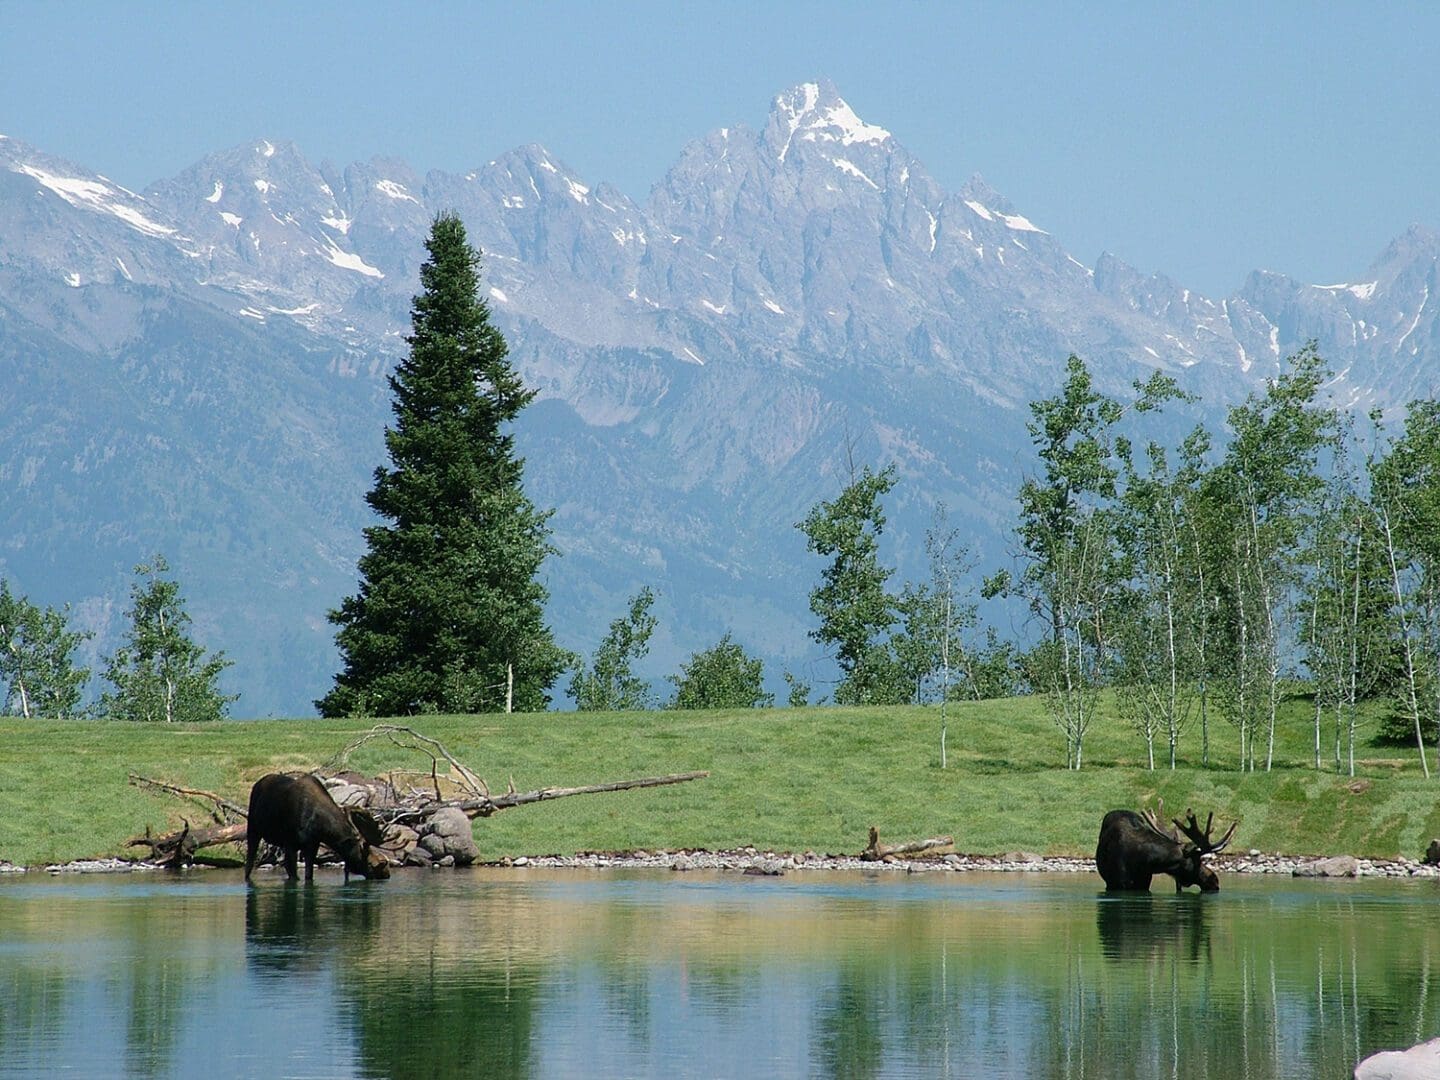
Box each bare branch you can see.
[128,773,248,820]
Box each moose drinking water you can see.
[244,772,391,883]
[1095,802,1237,892]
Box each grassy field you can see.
[2,694,1439,868]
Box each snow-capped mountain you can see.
[1,83,1437,714]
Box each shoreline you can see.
[7,848,1439,879]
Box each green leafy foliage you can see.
[99,556,235,723]
[668,633,773,709]
[0,580,91,718]
[570,588,658,711]
[797,463,905,705]
[988,357,1181,768]
[320,214,566,716]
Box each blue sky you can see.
[3,2,1437,297]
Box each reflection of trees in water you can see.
[119,931,187,1077]
[812,961,884,1080]
[246,883,540,1078]
[339,969,540,1080]
[595,959,651,1046]
[0,964,72,1061]
[791,894,1440,1079]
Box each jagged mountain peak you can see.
[764,78,893,164]
[1368,223,1440,279]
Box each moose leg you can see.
[303,844,319,883]
[244,834,261,883]
[282,847,299,880]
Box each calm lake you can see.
[1,867,1435,1079]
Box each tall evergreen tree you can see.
[319,213,565,717]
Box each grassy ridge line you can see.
[1,697,1437,868]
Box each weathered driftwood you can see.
[128,773,248,820]
[422,771,712,820]
[327,725,490,800]
[861,826,955,862]
[128,820,249,867]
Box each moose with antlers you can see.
[1095,800,1238,892]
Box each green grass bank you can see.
[3,695,1439,868]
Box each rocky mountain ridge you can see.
[1,83,1436,714]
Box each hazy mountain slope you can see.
[1,87,1435,714]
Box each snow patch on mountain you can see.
[999,211,1045,234]
[830,157,879,189]
[1315,281,1378,300]
[16,163,177,238]
[322,239,384,278]
[375,179,419,203]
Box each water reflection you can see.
[1096,892,1213,964]
[2,871,1439,1078]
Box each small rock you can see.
[742,859,784,876]
[512,856,529,867]
[1002,851,1043,864]
[671,855,694,872]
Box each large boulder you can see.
[417,807,479,866]
[1355,1036,1440,1078]
[1295,855,1360,878]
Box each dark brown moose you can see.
[1095,802,1237,892]
[245,772,391,883]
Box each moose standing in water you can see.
[245,772,391,883]
[1095,802,1237,892]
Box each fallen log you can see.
[424,770,712,820]
[128,820,248,867]
[861,827,954,862]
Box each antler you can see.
[1139,797,1179,841]
[1173,807,1238,855]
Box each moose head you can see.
[1139,803,1238,891]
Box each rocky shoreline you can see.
[7,847,1440,879]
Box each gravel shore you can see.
[12,849,1437,879]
